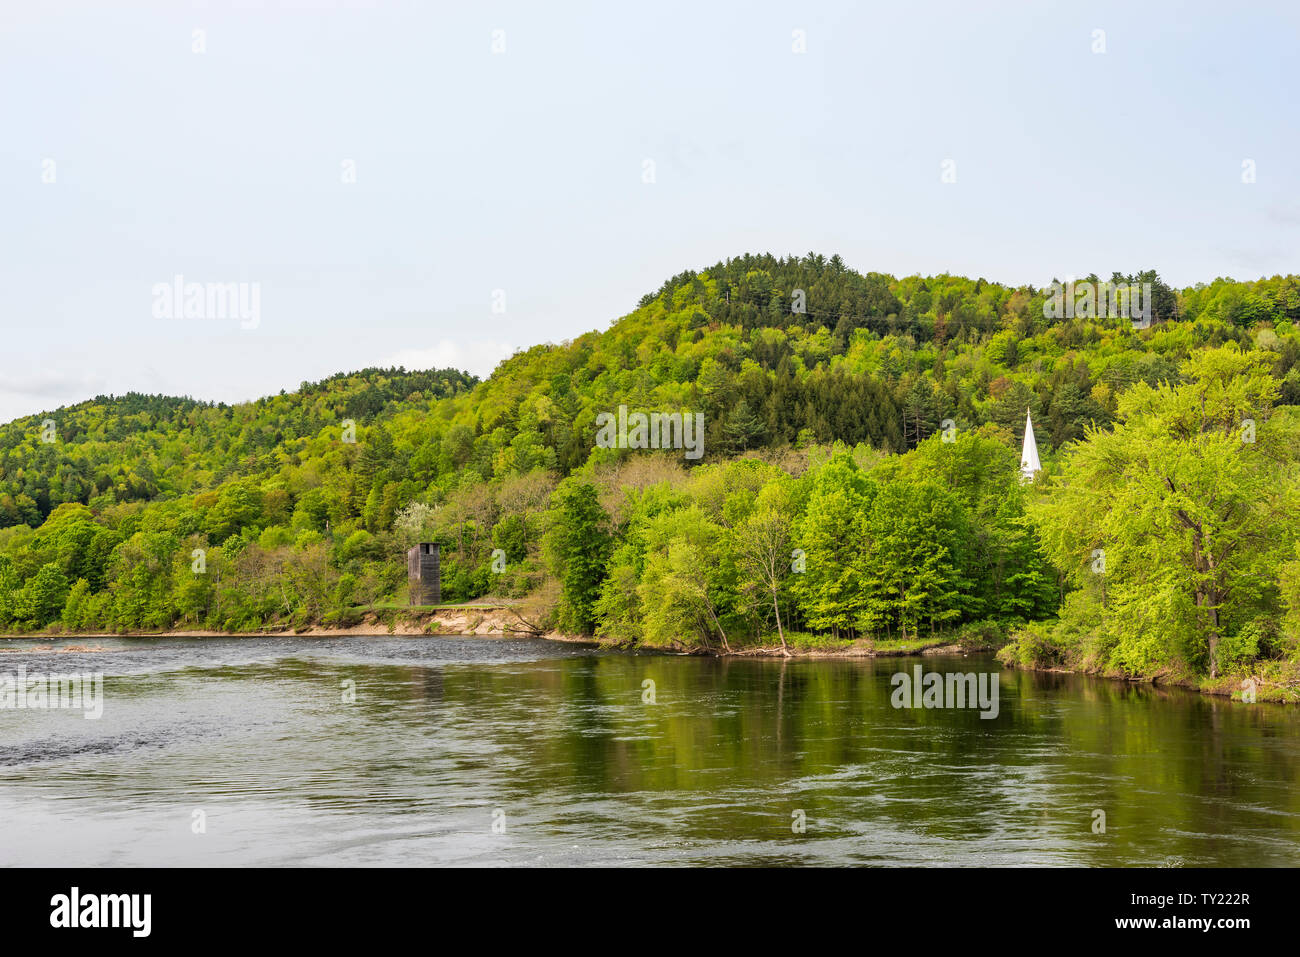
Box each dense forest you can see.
[2,254,1298,693]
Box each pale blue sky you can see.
[2,0,1297,422]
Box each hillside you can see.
[0,368,476,527]
[1,254,1298,691]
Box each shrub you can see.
[1218,621,1265,674]
[998,621,1066,669]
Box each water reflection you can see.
[0,637,1297,866]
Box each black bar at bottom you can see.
[0,866,1275,943]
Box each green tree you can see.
[637,505,736,651]
[61,578,94,630]
[544,480,612,634]
[22,562,70,627]
[790,447,876,638]
[860,480,970,640]
[0,555,21,625]
[1030,347,1296,676]
[731,481,797,655]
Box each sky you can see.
[2,0,1298,423]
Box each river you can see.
[1,635,1297,866]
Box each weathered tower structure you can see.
[407,543,441,606]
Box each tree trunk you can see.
[772,589,789,657]
[1190,529,1222,678]
[709,607,731,655]
[1206,589,1222,678]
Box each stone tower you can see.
[407,543,441,606]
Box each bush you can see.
[1218,621,1265,674]
[997,621,1066,669]
[440,556,491,603]
[952,619,1014,650]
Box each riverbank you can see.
[0,610,1003,650]
[0,605,592,645]
[996,657,1300,705]
[0,611,995,660]
[637,625,1300,705]
[675,638,991,659]
[0,625,975,659]
[5,615,1293,704]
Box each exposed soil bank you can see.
[0,611,988,660]
[0,613,983,657]
[0,606,592,645]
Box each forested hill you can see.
[2,254,1298,684]
[0,368,476,527]
[4,254,1299,529]
[460,253,1299,466]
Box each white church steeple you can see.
[1020,408,1041,482]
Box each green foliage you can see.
[789,447,876,637]
[1024,346,1299,677]
[0,555,21,625]
[1279,544,1300,656]
[1219,623,1263,674]
[492,514,529,565]
[544,480,612,634]
[22,563,70,627]
[636,505,736,650]
[0,255,1294,674]
[858,479,970,640]
[996,621,1066,669]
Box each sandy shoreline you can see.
[0,615,975,661]
[0,606,591,644]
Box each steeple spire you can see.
[1020,408,1041,481]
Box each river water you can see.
[1,635,1297,866]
